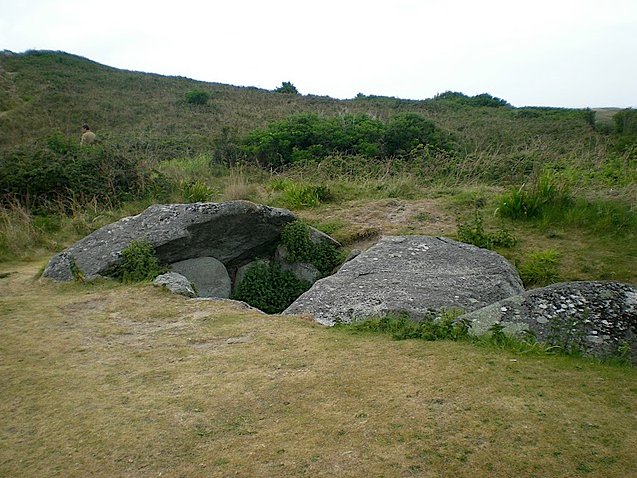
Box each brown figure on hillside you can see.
[80,124,96,145]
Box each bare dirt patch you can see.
[300,198,457,249]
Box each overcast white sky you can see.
[1,0,636,108]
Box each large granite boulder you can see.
[42,201,297,282]
[283,236,524,325]
[459,281,637,363]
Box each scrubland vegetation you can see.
[1,50,636,477]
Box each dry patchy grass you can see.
[1,260,637,477]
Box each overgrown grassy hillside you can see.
[2,50,635,284]
[0,50,603,158]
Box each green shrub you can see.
[0,140,167,213]
[185,90,210,105]
[518,250,561,287]
[231,261,310,313]
[612,109,637,153]
[274,81,299,94]
[281,220,344,276]
[456,212,517,249]
[383,113,439,156]
[112,239,166,283]
[241,113,451,167]
[613,108,637,136]
[432,91,510,108]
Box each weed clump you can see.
[456,211,517,250]
[270,178,333,208]
[347,311,469,341]
[497,170,572,220]
[112,239,167,283]
[518,249,561,287]
[180,180,218,203]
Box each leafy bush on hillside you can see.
[0,135,170,212]
[185,90,210,105]
[274,81,299,94]
[241,113,453,167]
[433,91,511,108]
[384,112,451,156]
[614,108,637,136]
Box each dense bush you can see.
[614,108,637,136]
[241,113,452,167]
[231,261,310,313]
[433,91,511,108]
[185,90,210,105]
[0,136,169,212]
[274,81,299,94]
[384,112,451,156]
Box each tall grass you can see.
[0,201,42,260]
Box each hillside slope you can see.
[0,50,601,160]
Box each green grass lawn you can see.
[1,261,636,477]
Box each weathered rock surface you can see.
[42,201,296,282]
[153,272,196,298]
[460,281,637,363]
[283,236,524,325]
[170,257,231,298]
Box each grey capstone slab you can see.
[283,235,524,325]
[460,281,637,363]
[153,272,196,298]
[170,256,231,298]
[42,201,296,282]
